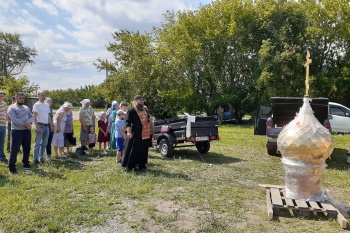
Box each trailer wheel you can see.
[159,138,173,157]
[196,141,210,154]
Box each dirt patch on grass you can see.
[82,198,211,233]
[154,200,203,231]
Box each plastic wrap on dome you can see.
[277,97,334,201]
[282,157,327,201]
[277,97,333,165]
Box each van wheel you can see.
[159,139,173,157]
[267,148,277,156]
[196,141,210,154]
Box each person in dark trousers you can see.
[0,91,8,163]
[45,97,54,161]
[7,92,33,174]
[6,96,16,153]
[122,95,151,172]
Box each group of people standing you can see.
[3,91,75,174]
[1,91,154,174]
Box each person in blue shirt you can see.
[115,109,126,163]
[7,92,33,174]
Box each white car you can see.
[329,102,350,133]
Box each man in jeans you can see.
[33,91,53,163]
[7,92,33,174]
[0,91,8,162]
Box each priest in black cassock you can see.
[122,95,151,171]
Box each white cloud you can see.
[1,0,211,90]
[56,24,72,36]
[32,0,58,15]
[43,49,54,57]
[0,0,17,9]
[46,0,197,50]
[26,63,107,90]
[19,9,43,25]
[0,16,39,48]
[53,0,196,27]
[33,29,74,52]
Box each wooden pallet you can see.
[259,184,348,229]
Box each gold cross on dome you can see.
[304,50,312,97]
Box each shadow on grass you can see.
[150,148,244,165]
[17,151,117,178]
[27,155,91,172]
[67,153,94,162]
[327,148,349,171]
[134,167,190,180]
[0,173,10,186]
[23,167,67,180]
[82,150,117,158]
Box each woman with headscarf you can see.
[63,103,75,154]
[105,107,112,149]
[52,102,73,158]
[108,101,119,150]
[79,99,95,149]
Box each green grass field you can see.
[0,122,349,232]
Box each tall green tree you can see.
[0,32,37,78]
[0,76,34,101]
[257,0,350,108]
[96,30,162,114]
[155,0,264,116]
[305,0,350,107]
[256,0,309,102]
[96,0,350,118]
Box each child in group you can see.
[115,109,126,163]
[97,111,110,154]
[119,102,129,117]
[88,126,97,155]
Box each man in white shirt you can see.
[33,91,53,163]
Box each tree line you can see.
[95,0,350,119]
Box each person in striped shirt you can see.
[0,91,8,163]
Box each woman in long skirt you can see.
[52,102,72,157]
[63,108,74,154]
[108,101,119,150]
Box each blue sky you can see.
[0,0,213,90]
